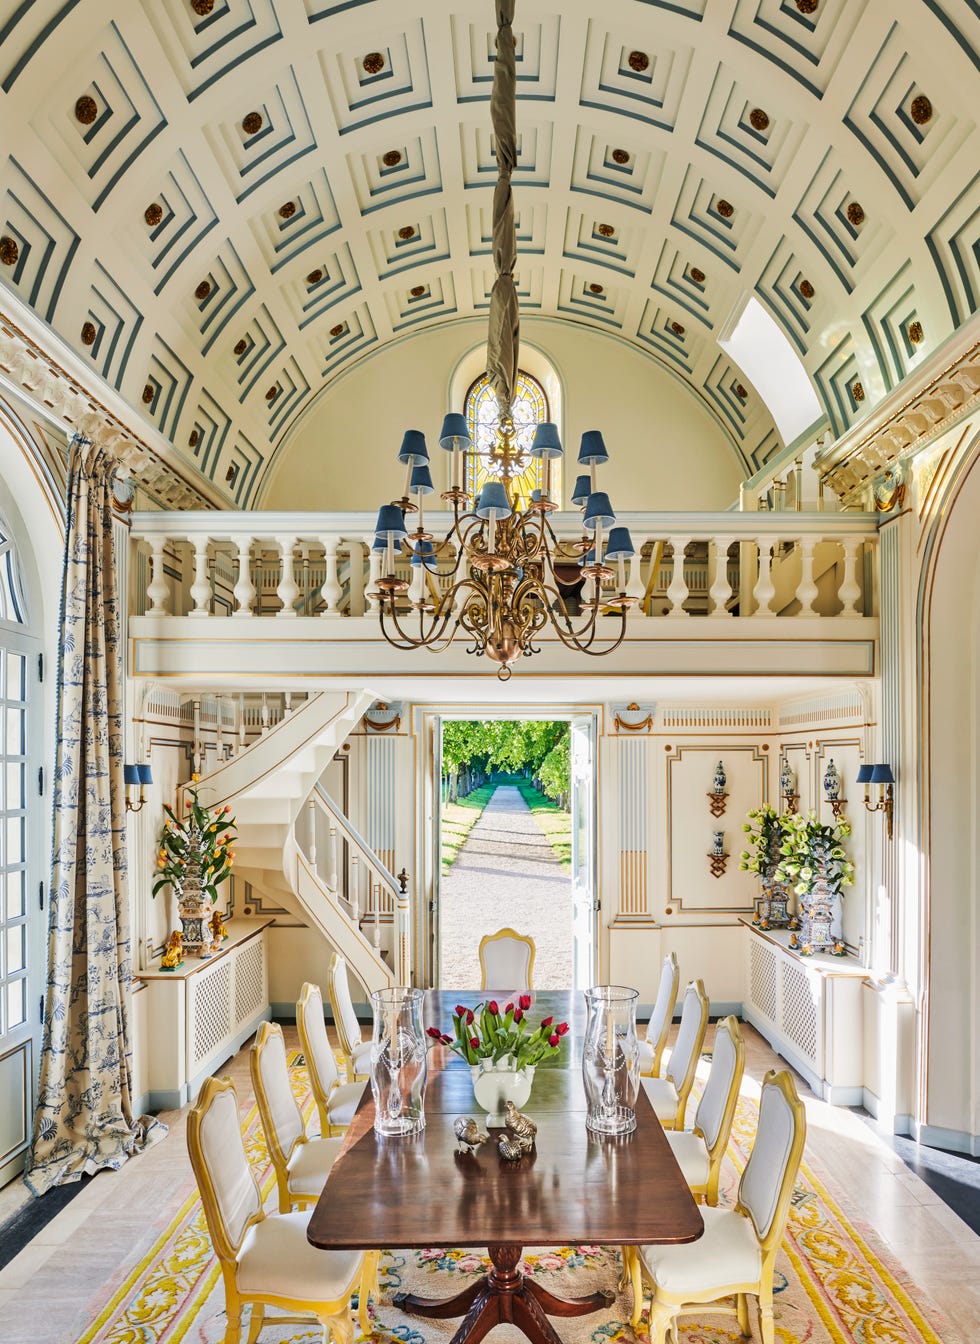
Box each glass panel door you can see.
[570,713,597,989]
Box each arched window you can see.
[0,528,27,624]
[463,369,559,510]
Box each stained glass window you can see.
[463,370,559,511]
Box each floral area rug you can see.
[74,1056,961,1344]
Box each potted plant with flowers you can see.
[152,777,237,958]
[739,804,795,928]
[427,996,570,1126]
[774,811,853,955]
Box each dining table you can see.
[307,989,703,1344]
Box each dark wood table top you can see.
[307,989,703,1251]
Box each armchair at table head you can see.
[250,1021,343,1213]
[664,1015,745,1206]
[628,1068,806,1344]
[187,1074,376,1344]
[639,978,710,1130]
[296,982,368,1136]
[478,927,536,992]
[638,952,679,1078]
[328,954,373,1081]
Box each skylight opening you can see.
[719,296,823,446]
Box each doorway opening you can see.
[435,714,596,990]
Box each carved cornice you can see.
[816,319,980,507]
[0,306,221,511]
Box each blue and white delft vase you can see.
[711,829,725,857]
[823,758,841,801]
[712,760,727,794]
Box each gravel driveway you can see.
[438,784,573,989]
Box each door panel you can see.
[570,714,597,989]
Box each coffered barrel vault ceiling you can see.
[0,0,977,506]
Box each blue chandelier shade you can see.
[476,482,512,520]
[604,526,635,560]
[869,763,895,784]
[410,463,435,495]
[375,504,408,542]
[578,430,609,466]
[530,422,563,459]
[398,429,429,465]
[856,764,874,784]
[571,474,592,507]
[411,539,437,566]
[583,491,616,530]
[439,413,472,450]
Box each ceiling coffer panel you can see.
[0,0,975,507]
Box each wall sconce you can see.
[857,762,894,839]
[780,758,799,815]
[707,760,728,817]
[124,762,153,812]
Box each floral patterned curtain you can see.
[26,435,164,1195]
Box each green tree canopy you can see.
[442,720,570,803]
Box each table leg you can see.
[392,1244,614,1344]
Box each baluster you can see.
[373,895,382,949]
[261,692,269,735]
[238,693,246,752]
[363,534,382,614]
[146,537,171,616]
[347,540,366,617]
[329,826,338,891]
[216,695,225,759]
[284,692,293,717]
[708,536,735,617]
[189,537,211,617]
[351,855,361,920]
[753,537,777,617]
[796,538,818,615]
[308,798,317,874]
[626,535,646,617]
[665,536,690,616]
[276,536,299,617]
[193,698,203,776]
[320,536,343,617]
[233,536,255,617]
[838,538,864,615]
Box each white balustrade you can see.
[129,511,878,631]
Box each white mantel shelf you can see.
[740,919,869,976]
[138,917,274,980]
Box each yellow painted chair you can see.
[638,952,679,1078]
[296,982,368,1136]
[639,979,709,1130]
[187,1075,377,1344]
[328,954,373,1082]
[250,1021,344,1213]
[663,1015,745,1206]
[628,1068,807,1344]
[478,927,536,991]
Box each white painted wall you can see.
[261,320,743,511]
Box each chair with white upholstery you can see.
[188,1074,377,1344]
[638,953,679,1078]
[250,1021,344,1213]
[628,1069,807,1344]
[639,979,709,1130]
[328,954,373,1082]
[297,982,367,1136]
[478,927,536,991]
[664,1015,744,1205]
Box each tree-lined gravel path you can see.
[439,784,572,989]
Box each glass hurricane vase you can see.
[582,985,640,1135]
[369,987,427,1136]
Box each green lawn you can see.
[515,781,572,869]
[441,784,495,873]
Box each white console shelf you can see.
[742,920,867,1105]
[138,919,273,1110]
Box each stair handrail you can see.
[311,783,412,986]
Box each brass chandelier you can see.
[372,0,635,680]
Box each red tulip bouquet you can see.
[427,995,570,1068]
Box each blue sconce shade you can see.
[856,764,874,784]
[476,482,512,521]
[124,764,140,786]
[375,504,408,542]
[580,548,596,566]
[604,526,635,561]
[411,539,437,566]
[371,535,387,552]
[530,422,563,459]
[869,763,895,785]
[397,429,429,465]
[410,463,434,495]
[571,474,592,507]
[583,491,616,530]
[136,764,153,786]
[439,413,472,450]
[578,430,609,466]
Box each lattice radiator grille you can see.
[234,938,266,1028]
[781,961,818,1063]
[190,960,232,1072]
[749,939,777,1022]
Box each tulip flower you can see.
[505,1002,514,1014]
[556,1021,569,1035]
[455,1004,467,1017]
[488,1000,499,1015]
[549,1033,559,1047]
[519,994,532,1010]
[540,1016,553,1028]
[514,1008,524,1024]
[470,1037,479,1049]
[426,1027,442,1039]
